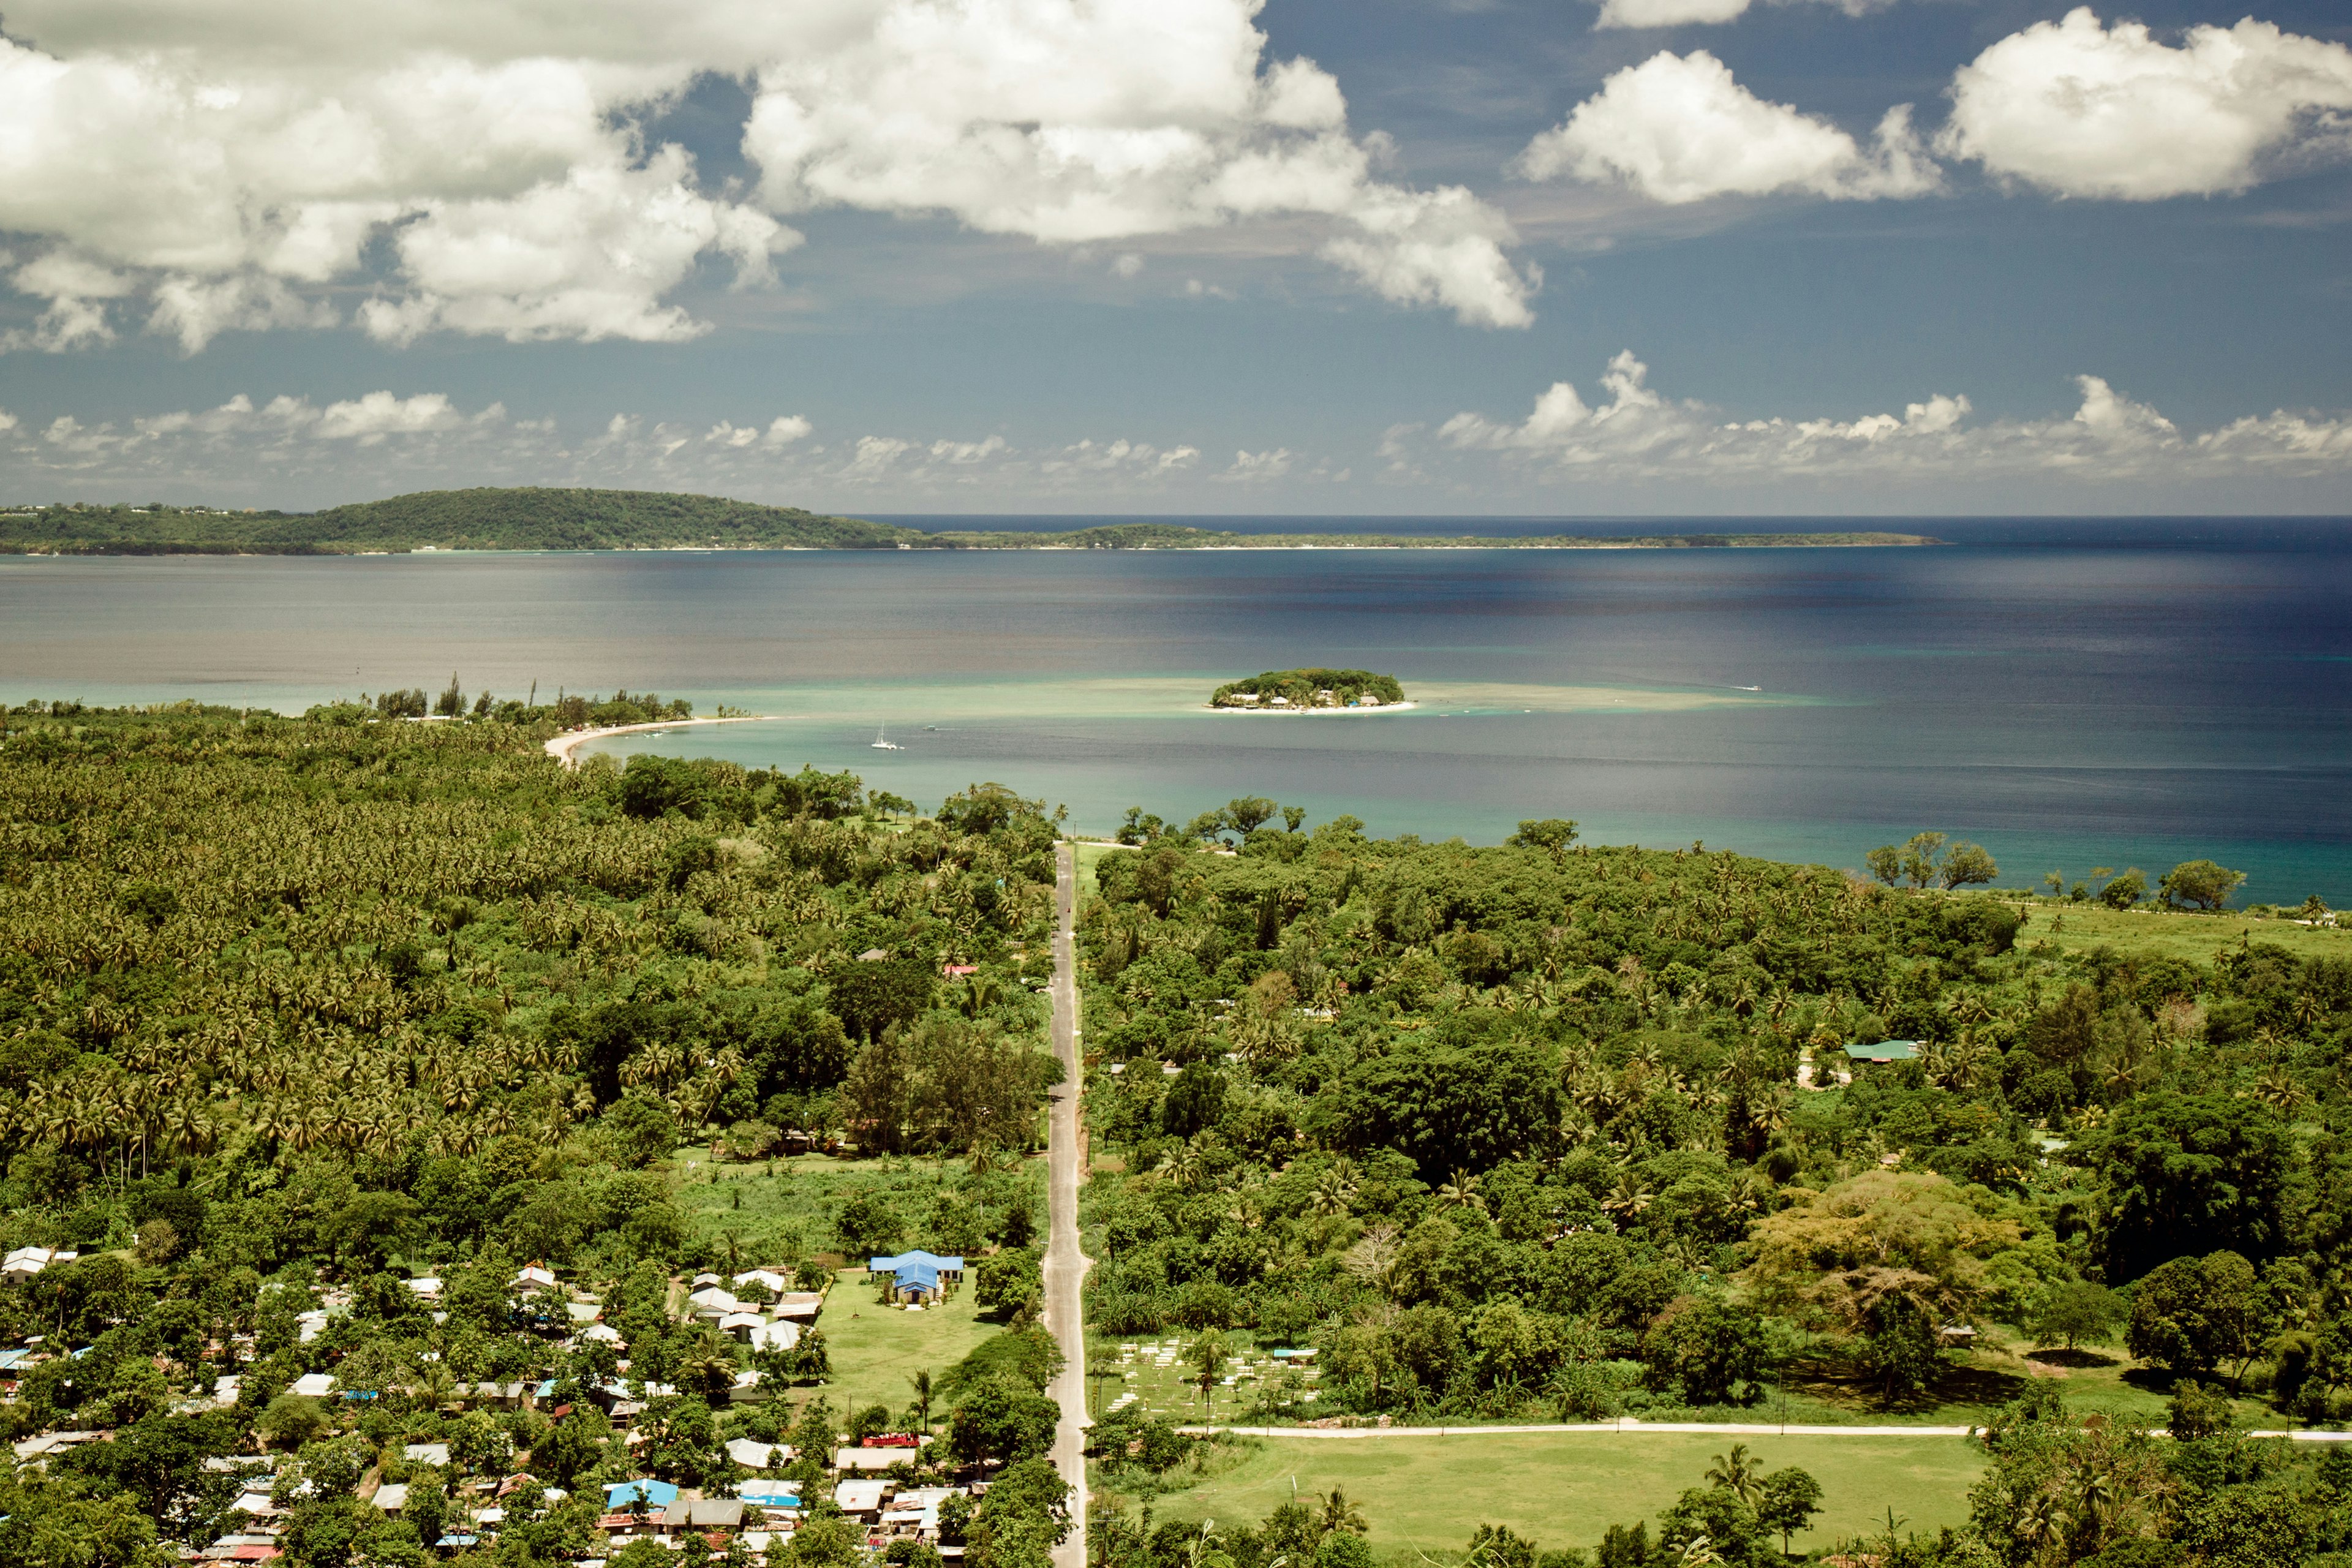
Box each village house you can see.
[867,1250,964,1304]
[3,1246,77,1285]
[510,1264,560,1296]
[833,1477,891,1523]
[660,1498,745,1540]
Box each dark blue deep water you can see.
[4,516,2348,902]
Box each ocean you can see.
[4,516,2348,903]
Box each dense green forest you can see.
[0,490,1941,555]
[1072,808,2352,1566]
[0,701,1073,1568]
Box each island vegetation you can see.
[0,490,1944,556]
[1,701,2346,1566]
[1208,671,1406,711]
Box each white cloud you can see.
[1593,0,1895,28]
[0,0,1536,349]
[1517,52,1937,203]
[1425,352,2352,484]
[1940,8,2352,200]
[929,435,1009,466]
[1595,0,1751,28]
[0,387,1244,503]
[1216,448,1295,483]
[314,391,473,443]
[356,147,794,346]
[149,276,337,355]
[1037,438,1199,477]
[9,373,2352,508]
[741,0,1534,326]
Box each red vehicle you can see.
[865,1433,922,1449]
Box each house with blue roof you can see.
[604,1479,680,1511]
[868,1250,965,1303]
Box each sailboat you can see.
[871,724,903,751]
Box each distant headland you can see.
[1210,669,1409,712]
[0,487,1948,556]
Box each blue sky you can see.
[0,0,2348,514]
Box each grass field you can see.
[808,1268,1005,1425]
[669,1147,1046,1265]
[1121,1431,1986,1558]
[2009,899,2350,963]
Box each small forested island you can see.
[1,698,2347,1564]
[0,488,1946,555]
[1208,669,1406,710]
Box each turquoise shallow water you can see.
[3,521,2349,902]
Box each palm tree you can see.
[1703,1444,1763,1510]
[1308,1166,1357,1219]
[1437,1169,1485,1215]
[2255,1066,2305,1115]
[909,1370,935,1434]
[1188,1331,1229,1423]
[1317,1487,1366,1540]
[1602,1174,1654,1227]
[679,1325,739,1399]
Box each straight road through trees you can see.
[1045,843,1091,1568]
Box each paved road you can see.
[1043,844,1092,1568]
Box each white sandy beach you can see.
[544,714,771,768]
[1205,701,1420,715]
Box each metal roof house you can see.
[1842,1040,1920,1063]
[869,1251,965,1303]
[605,1479,681,1510]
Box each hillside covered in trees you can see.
[1074,808,2352,1564]
[0,490,910,554]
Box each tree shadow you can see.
[1929,1363,2034,1409]
[2024,1347,2120,1370]
[1777,1357,2029,1415]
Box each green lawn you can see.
[1122,1431,1986,1559]
[1075,840,1119,900]
[2010,899,2351,964]
[809,1269,1005,1426]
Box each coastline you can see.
[1,534,1947,559]
[544,714,770,769]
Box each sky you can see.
[0,0,2349,516]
